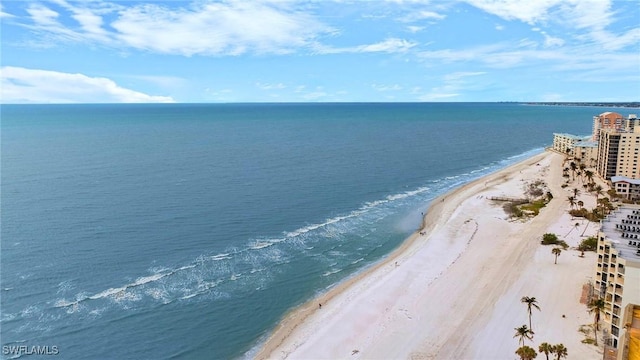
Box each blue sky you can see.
[1,0,639,103]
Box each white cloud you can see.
[443,71,486,81]
[542,33,564,47]
[583,24,640,51]
[407,25,425,33]
[465,0,637,51]
[317,38,418,54]
[19,1,335,56]
[0,3,14,18]
[399,10,446,22]
[1,67,174,103]
[415,71,486,101]
[463,0,563,25]
[27,3,60,26]
[565,0,613,30]
[359,38,417,53]
[256,82,286,90]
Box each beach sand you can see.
[257,150,602,359]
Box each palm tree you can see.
[538,342,553,360]
[572,188,580,198]
[598,197,613,215]
[552,247,562,264]
[567,196,576,210]
[521,296,541,330]
[594,185,603,203]
[552,344,568,360]
[569,161,578,181]
[516,345,538,360]
[588,298,606,345]
[585,170,594,185]
[514,324,534,346]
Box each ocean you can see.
[0,103,625,359]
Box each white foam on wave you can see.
[45,171,459,315]
[322,268,342,277]
[249,241,273,250]
[284,216,349,238]
[88,286,128,300]
[113,291,141,303]
[1,312,17,322]
[179,279,224,301]
[209,253,233,261]
[281,186,432,241]
[135,273,169,286]
[65,303,80,314]
[178,264,197,270]
[54,299,77,308]
[146,288,169,301]
[470,166,490,174]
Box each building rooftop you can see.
[600,206,640,262]
[575,140,598,148]
[553,133,585,140]
[612,176,640,185]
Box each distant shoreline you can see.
[520,101,639,108]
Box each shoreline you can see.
[255,149,561,359]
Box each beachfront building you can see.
[552,133,596,165]
[597,127,640,181]
[615,303,640,360]
[574,140,599,166]
[597,130,622,180]
[612,177,640,201]
[624,114,640,133]
[553,133,585,155]
[593,112,625,142]
[594,205,640,353]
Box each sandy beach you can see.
[257,150,603,360]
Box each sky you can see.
[1,0,639,103]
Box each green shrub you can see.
[503,202,523,217]
[578,236,598,252]
[569,208,589,218]
[541,233,569,249]
[542,233,559,243]
[520,199,547,215]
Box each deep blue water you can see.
[0,103,626,359]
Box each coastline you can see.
[256,149,602,359]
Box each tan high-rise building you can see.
[597,129,623,180]
[593,112,625,141]
[596,126,640,181]
[594,206,640,352]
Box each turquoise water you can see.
[0,103,622,359]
